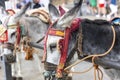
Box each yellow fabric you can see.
[56,31,64,37]
[0,24,6,36]
[8,24,17,29]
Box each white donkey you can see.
[0,5,31,80]
[13,0,120,80]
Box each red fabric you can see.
[59,6,66,16]
[42,36,48,63]
[48,29,56,35]
[59,28,70,64]
[42,23,53,62]
[0,31,8,42]
[16,27,21,45]
[56,18,81,77]
[99,4,105,8]
[48,28,64,37]
[43,20,59,63]
[42,36,48,62]
[71,18,81,32]
[6,9,15,14]
[56,27,70,77]
[58,39,64,54]
[43,18,81,67]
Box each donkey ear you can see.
[57,0,83,28]
[59,6,66,16]
[48,4,60,22]
[14,2,31,21]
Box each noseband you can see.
[2,43,14,50]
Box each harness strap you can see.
[48,28,64,37]
[2,43,14,50]
[56,18,81,78]
[42,20,59,63]
[56,27,71,78]
[43,18,81,78]
[16,23,21,45]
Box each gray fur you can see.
[14,1,120,80]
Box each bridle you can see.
[24,8,51,44]
[1,16,14,50]
[0,15,21,64]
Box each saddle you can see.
[26,8,50,23]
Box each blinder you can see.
[43,18,81,78]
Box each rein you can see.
[36,36,45,43]
[64,26,116,80]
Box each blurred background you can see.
[0,0,120,20]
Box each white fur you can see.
[46,35,63,65]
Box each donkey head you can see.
[14,2,49,43]
[45,0,83,63]
[0,15,20,56]
[43,0,83,79]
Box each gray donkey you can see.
[14,1,120,80]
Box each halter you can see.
[43,18,81,78]
[0,14,21,63]
[0,15,21,51]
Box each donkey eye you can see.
[49,43,56,53]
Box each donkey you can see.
[0,6,33,80]
[42,2,120,80]
[11,2,51,80]
[14,1,120,80]
[0,2,47,80]
[45,4,120,80]
[14,1,83,80]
